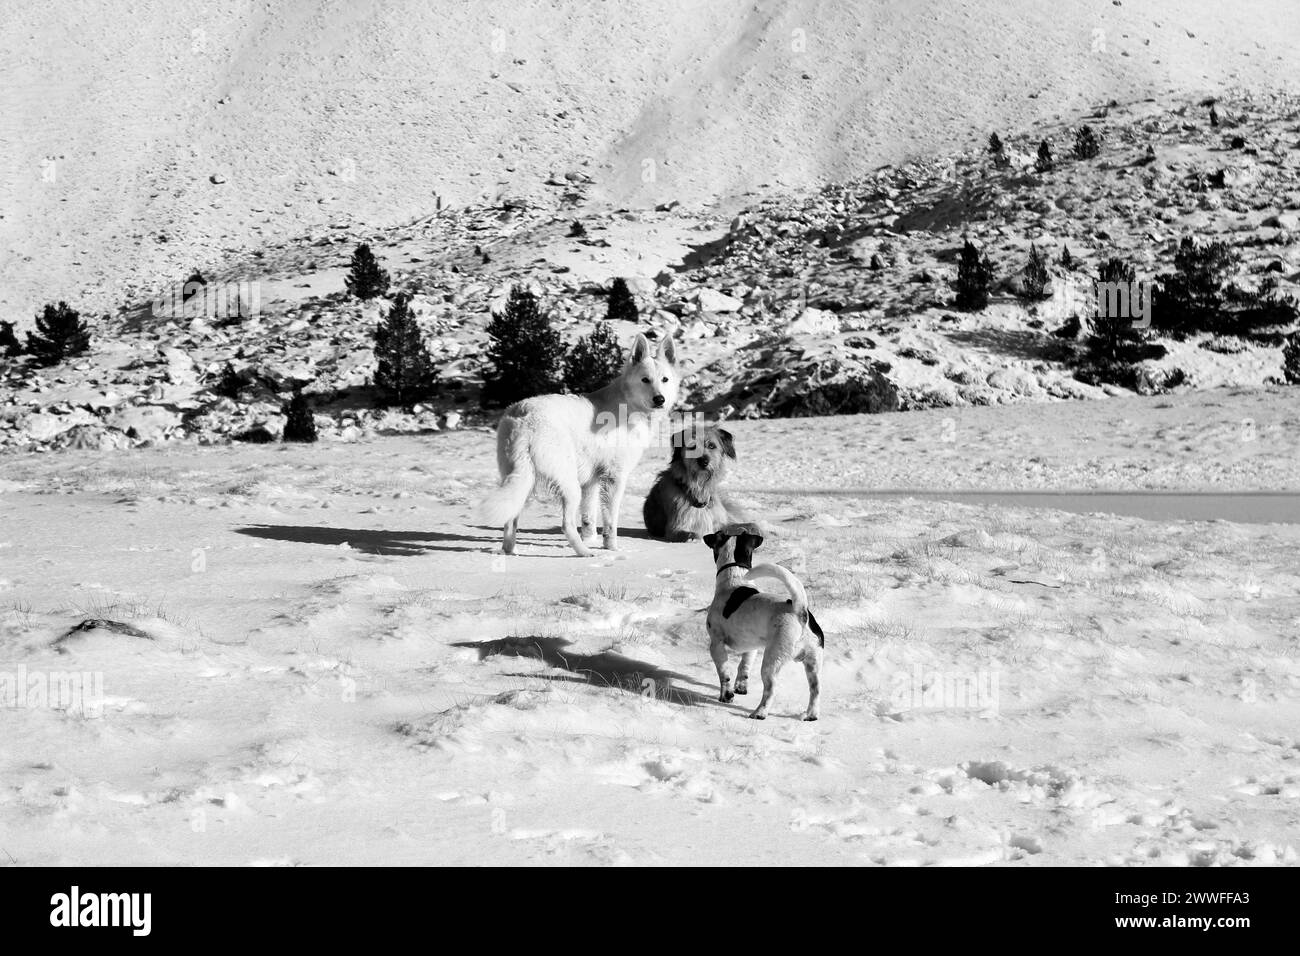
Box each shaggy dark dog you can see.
[642,424,736,541]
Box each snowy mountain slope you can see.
[7,87,1300,454]
[4,0,1300,319]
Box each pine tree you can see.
[1020,243,1051,300]
[564,321,624,394]
[1209,105,1219,127]
[1153,237,1239,335]
[1284,333,1300,385]
[1087,258,1143,365]
[1060,244,1075,269]
[214,361,243,399]
[1075,257,1164,388]
[1035,140,1054,172]
[344,243,390,300]
[1073,125,1101,160]
[25,301,91,366]
[568,220,587,238]
[372,292,438,407]
[482,287,565,407]
[281,387,319,442]
[955,239,994,310]
[605,277,639,324]
[988,132,1003,154]
[0,320,20,357]
[182,270,207,303]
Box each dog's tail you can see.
[745,563,809,631]
[478,449,536,527]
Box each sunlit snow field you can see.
[2,389,1298,865]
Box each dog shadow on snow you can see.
[233,523,656,556]
[453,636,719,708]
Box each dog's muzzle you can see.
[652,395,666,408]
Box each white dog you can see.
[479,332,680,557]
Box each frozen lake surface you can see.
[777,490,1300,525]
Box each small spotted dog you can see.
[703,524,824,721]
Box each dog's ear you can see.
[733,531,763,566]
[629,333,651,364]
[704,531,730,552]
[657,334,677,366]
[717,428,736,460]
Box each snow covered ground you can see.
[2,389,1298,866]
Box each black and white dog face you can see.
[703,523,764,567]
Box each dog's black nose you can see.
[652,395,665,408]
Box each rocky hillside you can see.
[3,91,1300,452]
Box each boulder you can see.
[769,358,899,417]
[786,308,839,336]
[109,405,183,443]
[259,361,317,389]
[24,412,80,443]
[53,424,132,451]
[694,288,743,313]
[702,342,899,418]
[1263,212,1300,231]
[157,345,197,370]
[987,368,1042,396]
[1045,377,1106,400]
[622,276,658,296]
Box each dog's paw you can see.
[602,538,620,552]
[720,691,735,703]
[803,714,818,722]
[734,681,748,695]
[748,711,766,720]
